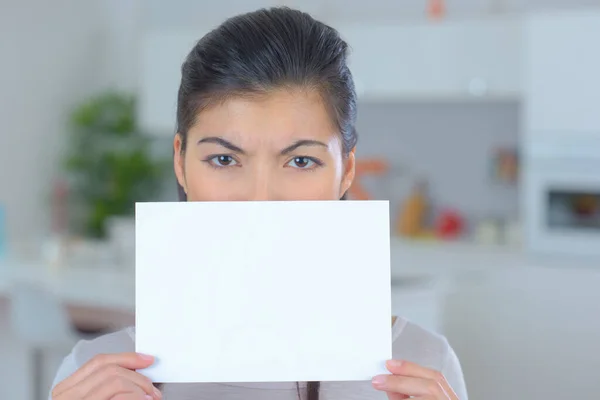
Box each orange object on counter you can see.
[347,159,389,200]
[396,181,428,237]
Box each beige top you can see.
[49,317,468,399]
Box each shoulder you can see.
[391,316,448,369]
[49,327,135,394]
[392,317,468,399]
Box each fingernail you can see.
[145,396,153,400]
[388,359,403,368]
[138,353,154,361]
[154,387,162,399]
[372,375,387,388]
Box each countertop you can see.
[1,237,597,313]
[0,258,135,312]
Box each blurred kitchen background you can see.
[2,0,600,399]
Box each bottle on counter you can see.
[396,180,429,238]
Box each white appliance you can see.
[522,11,600,259]
[523,134,600,258]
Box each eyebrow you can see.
[280,139,329,155]
[197,137,245,154]
[197,137,329,156]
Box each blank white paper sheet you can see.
[135,200,392,383]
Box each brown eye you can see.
[217,156,233,165]
[294,157,309,167]
[209,155,238,167]
[287,157,317,169]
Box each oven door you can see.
[525,166,600,258]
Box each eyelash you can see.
[286,156,324,171]
[202,155,240,170]
[202,155,324,171]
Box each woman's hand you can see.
[51,352,162,400]
[372,360,459,400]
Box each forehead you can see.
[188,89,339,145]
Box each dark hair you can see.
[171,7,359,398]
[175,6,358,203]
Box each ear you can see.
[173,133,187,194]
[340,147,356,198]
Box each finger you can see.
[53,353,154,397]
[386,392,409,400]
[84,374,149,400]
[386,360,439,379]
[76,365,161,399]
[372,374,447,398]
[386,360,456,399]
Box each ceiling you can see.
[144,0,600,28]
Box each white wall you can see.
[0,0,141,249]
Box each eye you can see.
[209,155,238,167]
[287,156,318,169]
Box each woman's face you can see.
[174,89,355,201]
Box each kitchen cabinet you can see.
[524,9,600,134]
[338,17,522,102]
[443,266,600,400]
[138,16,522,135]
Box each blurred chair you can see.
[8,282,82,400]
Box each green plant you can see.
[65,91,169,238]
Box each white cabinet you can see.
[443,267,600,400]
[337,17,522,101]
[524,10,600,134]
[138,17,522,135]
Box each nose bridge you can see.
[248,162,274,201]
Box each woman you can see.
[50,7,467,400]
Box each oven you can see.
[523,134,600,258]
